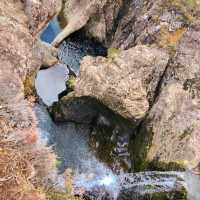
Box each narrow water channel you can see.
[35,17,200,200]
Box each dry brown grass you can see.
[158,27,187,51]
[47,169,83,200]
[0,115,56,200]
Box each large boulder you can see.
[164,26,200,85]
[52,0,109,46]
[148,82,200,170]
[73,45,169,122]
[111,0,189,49]
[131,26,200,172]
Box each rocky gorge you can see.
[1,0,200,200]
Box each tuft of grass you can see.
[23,72,37,98]
[66,76,76,91]
[0,116,56,200]
[107,48,121,59]
[47,169,83,200]
[158,27,187,51]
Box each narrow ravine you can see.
[34,17,200,200]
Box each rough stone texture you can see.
[24,0,62,35]
[145,82,200,171]
[52,0,109,46]
[0,0,59,199]
[112,0,200,50]
[164,26,200,85]
[84,0,123,46]
[111,0,185,49]
[34,40,58,67]
[52,0,200,49]
[130,27,200,172]
[74,45,169,122]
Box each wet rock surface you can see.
[50,94,134,172]
[76,172,187,200]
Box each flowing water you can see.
[35,17,200,200]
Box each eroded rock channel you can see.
[33,11,200,200]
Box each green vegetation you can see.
[66,76,76,91]
[23,72,37,97]
[47,169,83,200]
[107,48,121,59]
[158,27,187,52]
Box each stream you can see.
[34,17,200,200]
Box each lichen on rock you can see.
[73,45,169,123]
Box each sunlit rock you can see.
[132,82,200,172]
[74,45,169,122]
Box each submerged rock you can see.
[76,171,187,200]
[74,45,169,123]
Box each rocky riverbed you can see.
[34,8,200,199]
[1,0,200,200]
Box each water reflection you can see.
[35,64,69,106]
[40,17,61,43]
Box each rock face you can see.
[164,26,200,85]
[111,0,189,49]
[146,82,200,170]
[24,0,62,35]
[148,29,200,169]
[74,45,169,122]
[84,0,123,46]
[52,0,109,46]
[51,45,169,171]
[131,27,200,172]
[53,0,200,49]
[0,0,59,199]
